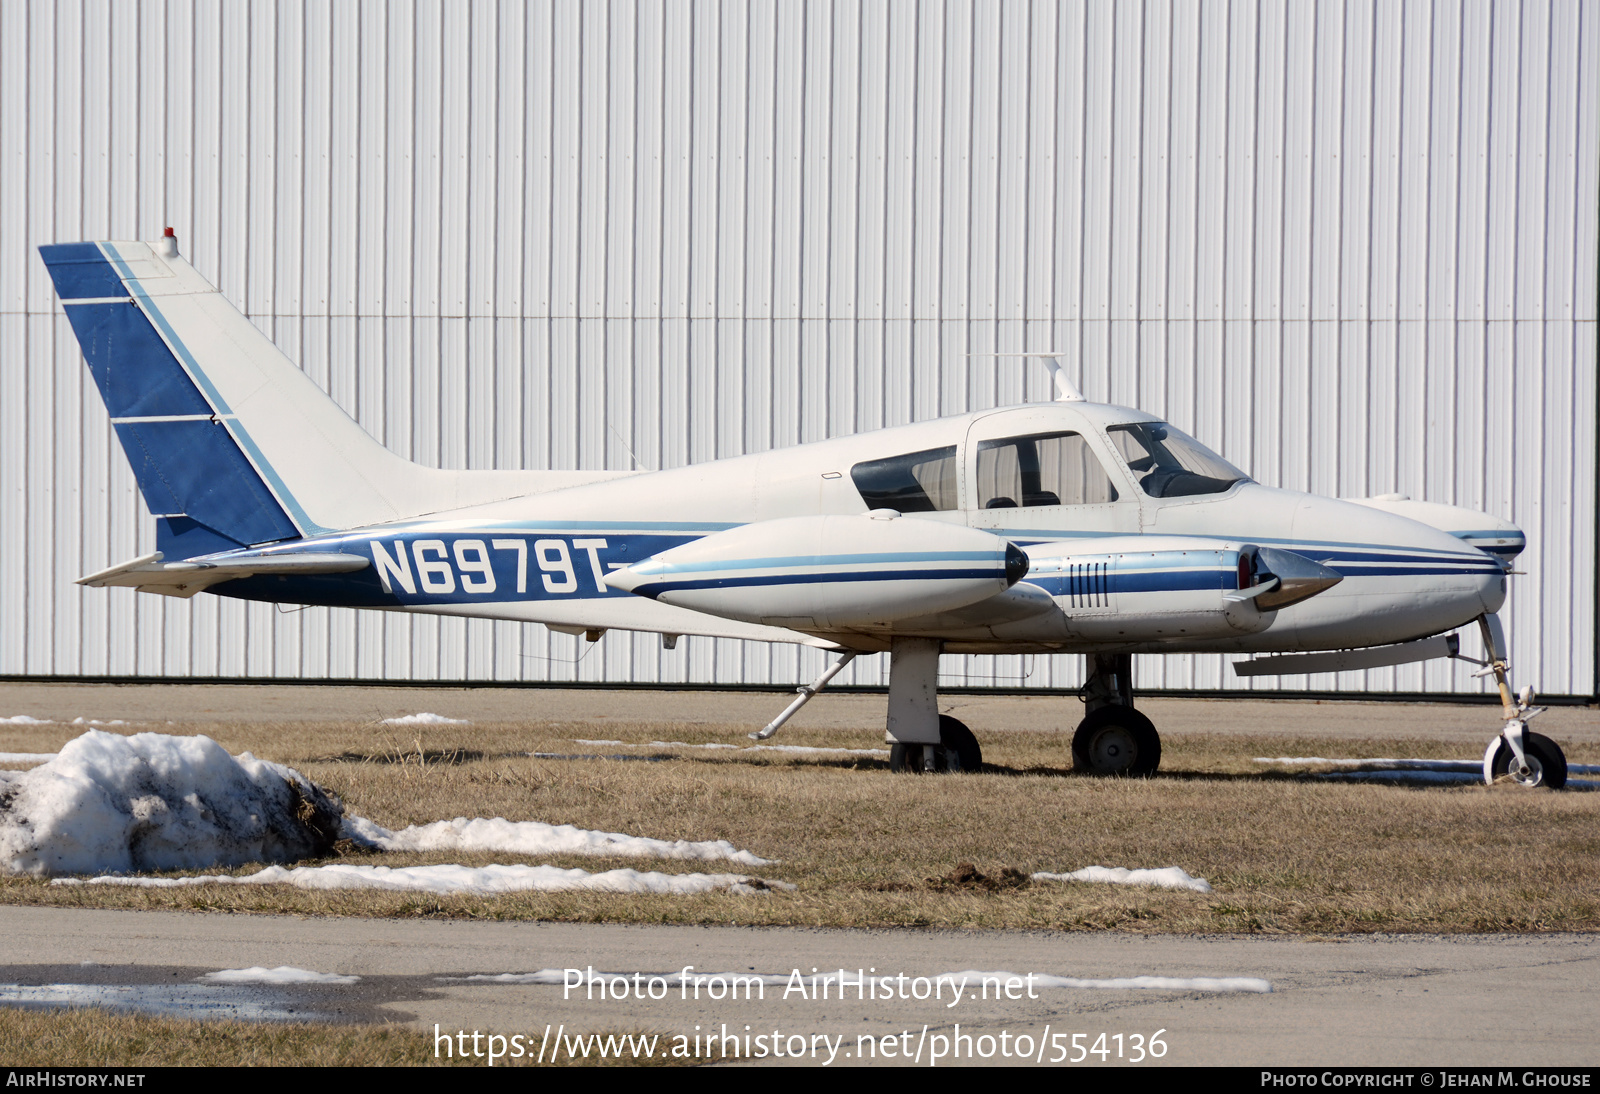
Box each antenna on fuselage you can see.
[966,352,1086,403]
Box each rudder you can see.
[40,241,301,558]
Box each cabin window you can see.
[851,446,959,512]
[1107,422,1250,498]
[975,432,1119,509]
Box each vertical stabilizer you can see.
[41,237,632,558]
[40,241,301,556]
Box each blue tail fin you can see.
[40,242,301,558]
[44,237,643,563]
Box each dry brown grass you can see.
[0,718,1595,934]
[0,1007,694,1066]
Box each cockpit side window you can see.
[851,446,959,512]
[975,432,1119,509]
[1107,422,1251,498]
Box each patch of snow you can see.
[1255,756,1482,771]
[0,730,342,877]
[528,752,667,764]
[0,715,52,725]
[465,968,1268,993]
[200,966,359,985]
[459,969,795,987]
[573,739,889,758]
[340,815,773,866]
[1032,866,1214,893]
[380,713,470,725]
[71,718,128,726]
[58,862,794,895]
[0,753,58,764]
[942,970,1271,993]
[646,741,740,750]
[744,744,889,757]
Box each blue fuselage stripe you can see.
[632,550,999,577]
[638,568,1002,598]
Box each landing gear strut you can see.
[1474,615,1567,789]
[882,637,983,773]
[1073,653,1161,776]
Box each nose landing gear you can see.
[1473,615,1567,789]
[1071,653,1162,777]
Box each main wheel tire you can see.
[938,715,982,772]
[1072,706,1161,777]
[888,715,983,773]
[1488,731,1568,789]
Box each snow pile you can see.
[60,862,793,896]
[0,754,58,765]
[0,730,343,877]
[381,713,470,726]
[342,815,772,865]
[0,715,52,725]
[6,729,784,893]
[1032,866,1214,893]
[200,966,359,985]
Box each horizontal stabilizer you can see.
[79,551,369,599]
[1233,634,1460,677]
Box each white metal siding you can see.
[0,0,1594,697]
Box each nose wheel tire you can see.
[1072,706,1161,777]
[1486,732,1568,789]
[889,715,983,773]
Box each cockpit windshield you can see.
[1106,422,1251,498]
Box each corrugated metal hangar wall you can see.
[1,0,1595,698]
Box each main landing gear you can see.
[1072,653,1161,777]
[1473,615,1567,789]
[750,639,984,773]
[889,715,982,773]
[882,638,983,772]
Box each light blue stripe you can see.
[1229,533,1487,561]
[1004,527,1491,561]
[102,243,329,536]
[631,550,999,576]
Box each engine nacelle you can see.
[603,512,1026,631]
[1022,536,1340,643]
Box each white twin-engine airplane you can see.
[41,233,1567,788]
